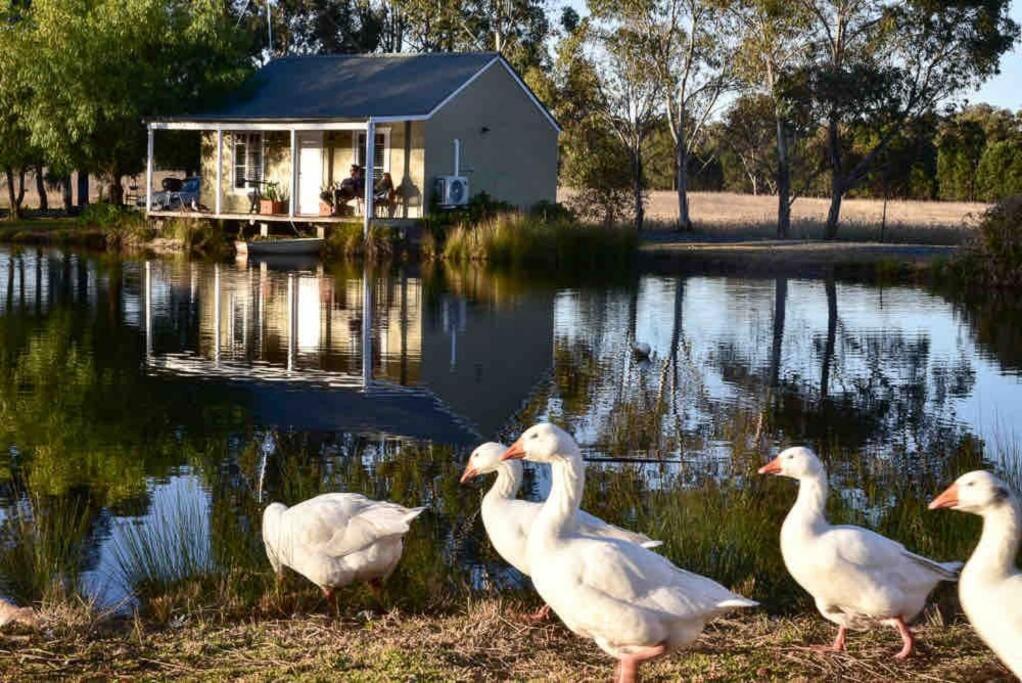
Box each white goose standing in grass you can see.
[929,471,1022,677]
[262,493,425,602]
[500,424,757,683]
[759,447,961,659]
[460,442,662,619]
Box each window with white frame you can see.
[353,130,390,179]
[233,133,264,190]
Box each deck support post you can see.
[289,128,297,218]
[215,128,223,216]
[145,126,154,213]
[363,118,375,238]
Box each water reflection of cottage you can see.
[139,260,553,444]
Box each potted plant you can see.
[319,187,335,217]
[260,182,289,215]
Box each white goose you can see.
[262,493,425,601]
[500,424,757,683]
[460,442,661,618]
[929,471,1022,677]
[759,447,961,658]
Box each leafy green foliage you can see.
[10,0,252,201]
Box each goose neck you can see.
[538,454,585,537]
[972,498,1021,579]
[787,473,830,532]
[485,461,522,501]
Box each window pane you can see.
[248,135,262,183]
[234,140,247,188]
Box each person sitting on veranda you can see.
[373,172,398,217]
[331,165,365,215]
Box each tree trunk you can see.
[824,116,843,240]
[632,150,644,231]
[16,169,26,209]
[4,167,21,220]
[62,175,73,212]
[775,114,791,238]
[107,168,124,206]
[35,165,48,211]
[76,172,90,209]
[675,132,692,232]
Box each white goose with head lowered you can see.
[262,493,425,602]
[460,442,661,619]
[930,470,1022,677]
[759,447,961,659]
[500,424,757,683]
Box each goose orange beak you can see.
[758,457,782,475]
[500,438,526,461]
[459,464,479,485]
[928,483,959,510]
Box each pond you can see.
[0,247,1019,612]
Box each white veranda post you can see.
[363,118,375,238]
[289,128,297,218]
[146,126,154,213]
[215,128,223,215]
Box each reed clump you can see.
[0,494,92,605]
[322,223,400,259]
[440,212,636,268]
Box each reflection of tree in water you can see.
[946,291,1022,375]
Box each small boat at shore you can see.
[236,237,324,257]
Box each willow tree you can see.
[0,2,35,220]
[796,0,1018,239]
[13,0,252,205]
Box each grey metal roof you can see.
[178,52,502,121]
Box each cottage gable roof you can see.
[165,52,558,131]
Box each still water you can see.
[0,248,1019,610]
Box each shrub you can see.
[947,195,1022,288]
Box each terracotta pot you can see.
[260,199,288,215]
[319,200,334,217]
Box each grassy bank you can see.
[2,600,1013,681]
[433,212,637,268]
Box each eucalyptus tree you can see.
[731,0,814,237]
[590,26,662,230]
[796,0,1017,239]
[591,0,735,231]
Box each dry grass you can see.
[0,599,1013,681]
[559,190,989,245]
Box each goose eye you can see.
[966,481,975,487]
[529,432,538,439]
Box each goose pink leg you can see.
[811,626,847,653]
[893,617,915,660]
[614,643,667,683]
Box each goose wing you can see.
[571,537,755,619]
[575,510,662,549]
[826,524,954,584]
[290,493,425,558]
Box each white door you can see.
[297,133,323,215]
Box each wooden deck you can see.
[147,210,419,228]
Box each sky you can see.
[562,0,1022,111]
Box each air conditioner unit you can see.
[435,175,469,208]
